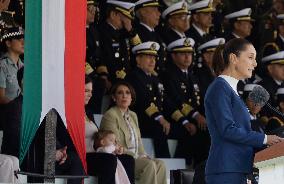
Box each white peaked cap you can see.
[162,1,190,19]
[262,51,284,65]
[188,0,214,13]
[225,8,252,20]
[132,41,160,55]
[198,38,225,52]
[167,38,195,52]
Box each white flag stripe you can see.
[41,0,66,125]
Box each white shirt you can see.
[280,34,284,43]
[250,114,257,120]
[274,79,283,86]
[219,75,239,95]
[140,22,155,32]
[232,32,241,38]
[219,75,267,144]
[107,22,117,30]
[172,28,186,38]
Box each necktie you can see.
[183,72,188,80]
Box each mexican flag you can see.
[20,0,87,171]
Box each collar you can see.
[280,34,284,43]
[232,32,241,38]
[192,23,206,36]
[139,67,152,76]
[107,22,117,30]
[4,53,22,67]
[140,22,155,32]
[181,69,188,73]
[172,28,186,38]
[274,79,283,86]
[119,108,130,118]
[219,75,239,95]
[250,113,257,120]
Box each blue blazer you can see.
[205,77,265,175]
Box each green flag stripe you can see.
[20,0,42,163]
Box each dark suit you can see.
[205,77,265,183]
[159,27,185,45]
[185,26,213,48]
[224,33,237,41]
[162,63,210,166]
[193,65,215,98]
[275,35,284,50]
[86,23,107,114]
[251,118,266,134]
[126,67,171,157]
[86,23,105,72]
[99,22,131,83]
[135,23,167,75]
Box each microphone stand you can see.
[266,103,284,120]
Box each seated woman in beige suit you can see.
[100,81,167,184]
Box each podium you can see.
[254,142,284,184]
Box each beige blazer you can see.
[100,106,146,157]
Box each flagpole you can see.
[44,109,57,183]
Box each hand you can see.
[267,135,284,146]
[115,145,124,155]
[56,146,68,165]
[120,15,132,32]
[195,113,207,131]
[184,122,197,136]
[139,154,151,159]
[159,116,170,135]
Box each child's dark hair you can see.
[212,38,252,76]
[93,130,115,150]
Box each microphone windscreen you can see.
[248,85,270,107]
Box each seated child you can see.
[93,130,131,184]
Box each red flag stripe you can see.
[65,0,87,172]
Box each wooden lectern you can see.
[254,142,284,184]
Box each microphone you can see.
[249,85,284,119]
[248,85,270,108]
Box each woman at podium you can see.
[204,38,283,184]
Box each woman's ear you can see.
[229,53,237,65]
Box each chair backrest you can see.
[93,114,103,128]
